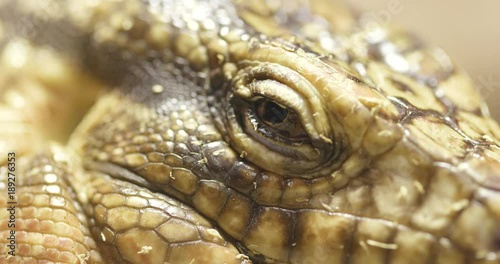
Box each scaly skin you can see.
[1,0,499,263]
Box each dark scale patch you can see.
[243,207,295,262]
[202,142,238,182]
[180,151,212,180]
[207,66,228,95]
[186,137,203,153]
[129,58,208,104]
[87,37,210,108]
[389,77,415,94]
[342,71,364,84]
[173,143,191,156]
[225,162,260,194]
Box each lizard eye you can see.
[218,63,342,176]
[257,99,288,126]
[230,92,318,172]
[246,98,309,142]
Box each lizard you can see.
[0,0,499,263]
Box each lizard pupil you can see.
[256,99,289,126]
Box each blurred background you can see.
[347,0,500,122]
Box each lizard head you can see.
[71,0,500,262]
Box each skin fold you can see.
[0,0,499,263]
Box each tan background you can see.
[347,0,500,122]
